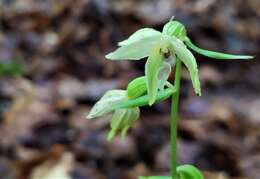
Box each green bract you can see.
[184,37,254,60]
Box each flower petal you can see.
[106,36,162,60]
[86,90,126,119]
[169,37,201,96]
[145,45,164,105]
[118,28,162,46]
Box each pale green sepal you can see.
[145,45,163,105]
[177,164,204,179]
[106,36,161,60]
[107,109,127,141]
[86,90,126,119]
[107,130,117,142]
[118,28,162,46]
[184,37,254,60]
[107,107,140,141]
[169,39,201,96]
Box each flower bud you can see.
[162,21,187,40]
[127,76,147,99]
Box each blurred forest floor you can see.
[0,0,259,179]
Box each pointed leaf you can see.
[119,28,162,46]
[106,36,161,60]
[145,45,164,105]
[169,38,201,96]
[86,90,126,119]
[185,37,254,60]
[177,164,204,179]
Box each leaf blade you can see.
[177,164,204,179]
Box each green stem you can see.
[170,58,182,179]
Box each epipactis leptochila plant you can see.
[86,19,253,179]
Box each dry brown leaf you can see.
[29,152,73,179]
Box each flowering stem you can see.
[170,58,182,179]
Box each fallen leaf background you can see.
[0,0,259,179]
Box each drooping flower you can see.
[86,76,175,141]
[105,21,201,105]
[86,89,140,141]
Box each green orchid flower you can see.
[86,89,140,141]
[86,76,177,141]
[87,18,254,179]
[105,20,253,105]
